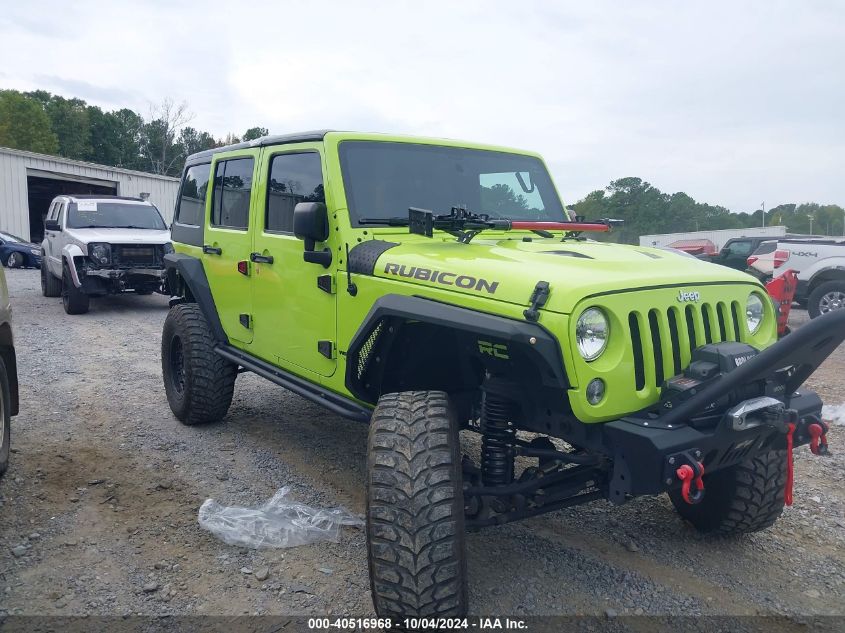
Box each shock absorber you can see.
[480,379,517,487]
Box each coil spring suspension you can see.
[481,385,517,487]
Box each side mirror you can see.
[293,202,332,267]
[45,219,61,232]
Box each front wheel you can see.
[61,264,89,314]
[808,280,845,318]
[161,304,237,425]
[367,391,468,619]
[669,449,786,534]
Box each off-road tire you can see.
[808,280,845,319]
[0,356,11,477]
[366,391,468,619]
[161,303,236,425]
[41,262,61,297]
[669,449,786,534]
[61,263,90,314]
[5,252,22,268]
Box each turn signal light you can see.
[237,260,249,276]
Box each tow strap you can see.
[785,423,796,506]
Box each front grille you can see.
[112,244,163,268]
[629,301,743,391]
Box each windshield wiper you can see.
[361,207,620,244]
[358,217,413,227]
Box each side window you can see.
[266,152,325,233]
[57,203,66,227]
[175,163,211,226]
[211,157,254,230]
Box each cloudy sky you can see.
[1,1,842,212]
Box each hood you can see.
[66,227,171,244]
[370,236,761,314]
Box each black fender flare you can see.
[345,294,569,404]
[164,253,228,345]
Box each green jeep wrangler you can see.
[162,130,844,618]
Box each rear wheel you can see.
[0,356,11,477]
[808,280,845,318]
[61,264,89,314]
[367,390,468,619]
[669,450,786,534]
[5,252,22,268]
[161,304,237,425]
[41,262,61,297]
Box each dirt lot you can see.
[1,268,844,620]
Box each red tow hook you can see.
[676,462,705,505]
[808,421,830,456]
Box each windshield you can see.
[339,141,565,226]
[0,232,27,243]
[67,201,167,230]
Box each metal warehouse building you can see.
[0,146,180,243]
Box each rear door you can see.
[42,201,58,272]
[46,201,68,276]
[248,144,337,377]
[203,151,259,345]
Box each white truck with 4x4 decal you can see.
[40,195,172,314]
[750,238,845,317]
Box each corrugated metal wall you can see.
[0,147,180,239]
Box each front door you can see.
[203,151,259,345]
[249,145,336,377]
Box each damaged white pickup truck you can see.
[40,195,172,314]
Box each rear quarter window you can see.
[175,163,211,226]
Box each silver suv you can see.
[40,195,172,314]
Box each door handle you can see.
[203,245,222,255]
[250,252,274,264]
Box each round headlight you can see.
[576,307,609,361]
[89,243,111,265]
[746,293,765,334]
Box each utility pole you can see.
[761,201,765,228]
[809,214,814,234]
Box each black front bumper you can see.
[602,388,822,502]
[598,308,845,503]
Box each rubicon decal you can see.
[383,263,499,294]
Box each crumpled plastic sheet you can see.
[823,403,845,426]
[198,486,364,549]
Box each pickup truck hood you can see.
[370,236,761,314]
[65,228,171,244]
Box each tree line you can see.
[0,89,267,177]
[570,177,845,243]
[0,88,841,236]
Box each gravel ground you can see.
[0,267,844,620]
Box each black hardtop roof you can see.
[185,130,335,164]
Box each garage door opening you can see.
[27,173,117,242]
